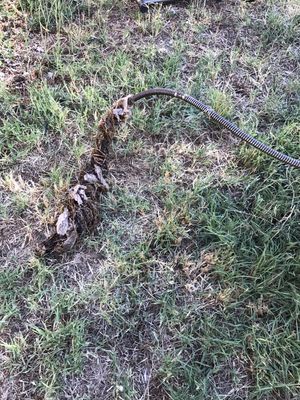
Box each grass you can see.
[1,0,300,399]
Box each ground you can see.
[1,0,300,399]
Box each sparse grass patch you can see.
[0,84,42,165]
[1,0,300,399]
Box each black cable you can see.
[128,88,300,169]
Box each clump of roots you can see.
[37,95,132,255]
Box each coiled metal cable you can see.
[129,88,300,168]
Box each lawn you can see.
[1,0,300,399]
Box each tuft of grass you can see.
[261,6,300,47]
[135,6,165,37]
[18,0,85,32]
[207,88,234,119]
[29,83,68,133]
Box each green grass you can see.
[18,0,90,32]
[1,0,300,399]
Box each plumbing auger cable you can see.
[128,88,300,169]
[39,87,300,256]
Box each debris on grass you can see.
[38,95,132,255]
